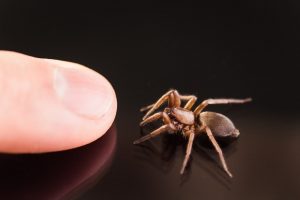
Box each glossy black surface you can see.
[1,1,300,199]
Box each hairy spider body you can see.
[167,107,196,137]
[134,89,251,177]
[170,107,195,125]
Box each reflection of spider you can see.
[133,89,251,177]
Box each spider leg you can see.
[180,95,197,110]
[205,126,233,178]
[137,112,173,143]
[140,91,197,112]
[133,124,175,144]
[180,132,195,174]
[140,103,155,112]
[140,112,171,126]
[194,98,252,116]
[172,90,181,107]
[142,89,176,120]
[139,89,174,110]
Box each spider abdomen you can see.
[199,111,240,138]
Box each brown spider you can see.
[133,89,251,177]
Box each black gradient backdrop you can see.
[0,1,300,200]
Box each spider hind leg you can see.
[205,126,233,178]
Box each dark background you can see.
[0,1,300,200]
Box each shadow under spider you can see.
[134,123,239,188]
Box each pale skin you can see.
[134,89,251,177]
[0,51,117,153]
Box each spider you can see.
[133,89,251,177]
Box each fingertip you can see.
[0,51,117,153]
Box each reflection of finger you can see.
[0,125,117,199]
[0,51,117,153]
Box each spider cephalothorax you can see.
[133,89,251,177]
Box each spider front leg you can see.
[141,90,181,120]
[135,112,175,144]
[140,112,171,126]
[133,124,176,144]
[180,132,195,174]
[140,104,155,112]
[205,126,233,178]
[180,95,197,110]
[194,98,252,116]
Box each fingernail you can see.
[52,61,113,119]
